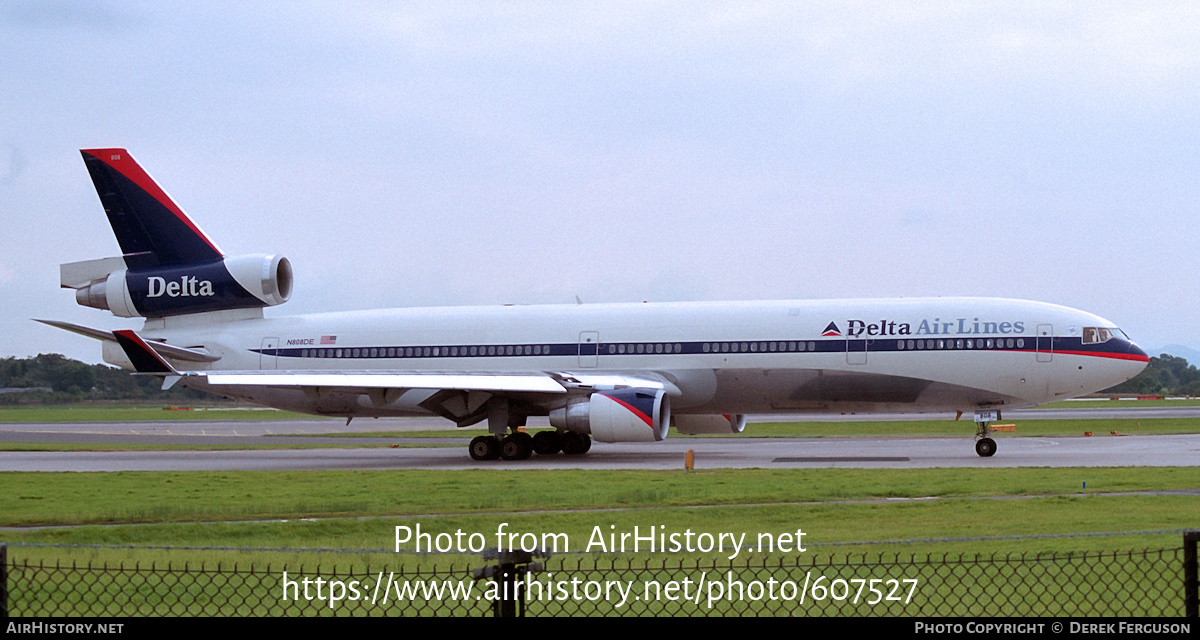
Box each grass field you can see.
[2,467,1198,562]
[0,404,316,423]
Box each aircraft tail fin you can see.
[80,149,223,268]
[66,149,292,318]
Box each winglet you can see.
[112,329,181,375]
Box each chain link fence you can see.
[2,534,1197,616]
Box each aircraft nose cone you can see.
[1127,341,1149,362]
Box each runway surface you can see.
[1,406,1197,471]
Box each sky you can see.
[2,1,1198,364]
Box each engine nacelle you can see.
[672,414,747,435]
[549,388,671,442]
[71,254,292,318]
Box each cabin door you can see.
[578,331,599,368]
[1036,325,1053,363]
[260,337,280,370]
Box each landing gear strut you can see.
[465,399,549,461]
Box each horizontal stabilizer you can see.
[60,256,127,289]
[34,320,220,363]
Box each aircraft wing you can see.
[199,370,683,427]
[107,328,682,426]
[202,371,569,394]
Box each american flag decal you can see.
[320,335,337,345]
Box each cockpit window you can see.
[1082,327,1122,344]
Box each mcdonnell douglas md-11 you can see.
[40,149,1150,460]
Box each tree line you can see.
[1105,354,1200,397]
[0,354,218,404]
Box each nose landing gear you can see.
[974,409,999,458]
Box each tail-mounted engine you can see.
[550,388,671,442]
[64,253,292,318]
[63,149,293,318]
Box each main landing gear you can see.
[467,398,591,461]
[468,431,592,461]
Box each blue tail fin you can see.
[80,149,223,269]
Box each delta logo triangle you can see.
[822,322,842,337]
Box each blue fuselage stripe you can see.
[254,336,1142,361]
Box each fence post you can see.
[1,545,7,619]
[1186,531,1199,618]
[473,548,546,618]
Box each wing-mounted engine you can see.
[549,388,671,442]
[64,253,292,318]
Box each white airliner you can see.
[42,149,1150,461]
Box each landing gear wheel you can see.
[532,431,561,455]
[469,435,500,461]
[559,431,590,455]
[500,433,533,460]
[975,437,997,458]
